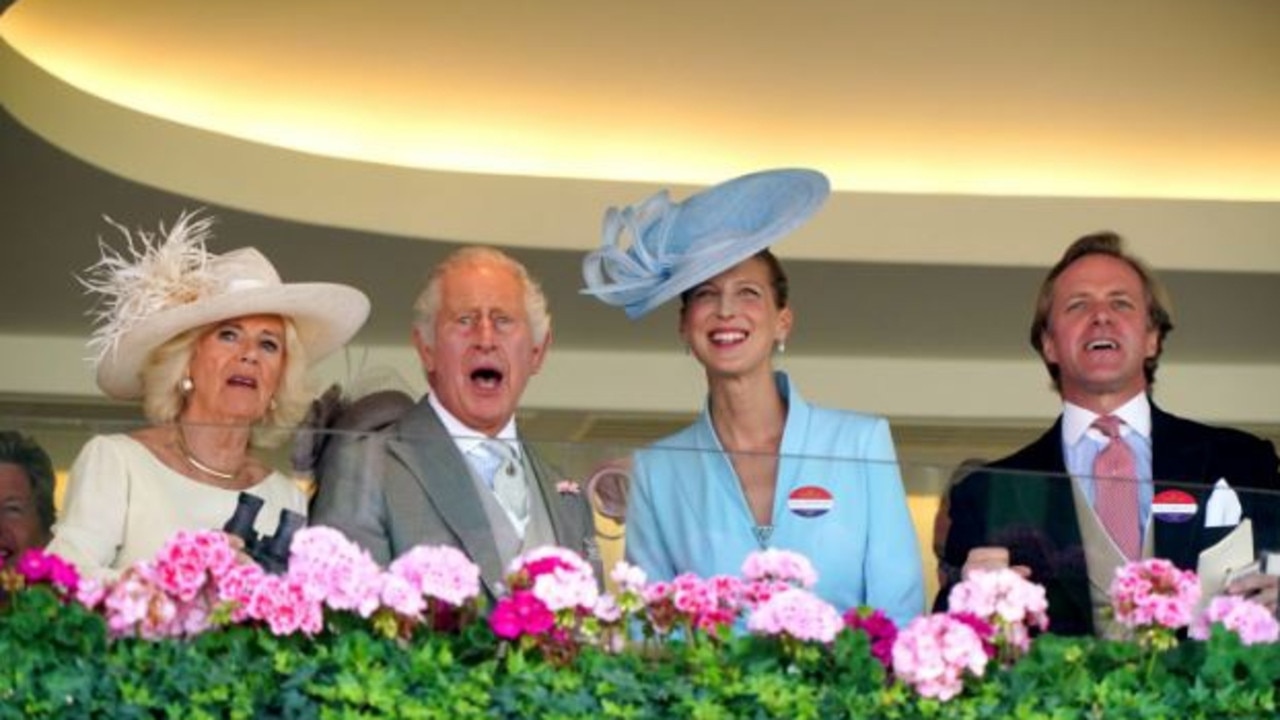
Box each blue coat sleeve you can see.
[623,453,678,582]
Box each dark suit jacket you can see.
[939,403,1280,635]
[308,398,599,600]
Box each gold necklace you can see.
[176,427,240,481]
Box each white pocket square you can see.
[1204,477,1243,528]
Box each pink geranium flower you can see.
[101,568,180,640]
[510,546,598,614]
[746,587,843,644]
[609,561,647,595]
[490,589,556,639]
[646,573,743,634]
[741,548,818,589]
[75,577,107,610]
[947,568,1048,659]
[287,527,384,617]
[248,574,323,637]
[388,544,481,609]
[1190,595,1280,645]
[488,546,600,645]
[844,607,898,670]
[15,548,80,596]
[215,562,268,622]
[892,613,990,701]
[150,530,237,603]
[1110,558,1200,631]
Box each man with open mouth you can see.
[310,247,599,599]
[939,231,1280,636]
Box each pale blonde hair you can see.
[140,317,311,446]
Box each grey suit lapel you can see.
[525,447,578,545]
[524,444,599,573]
[388,402,507,597]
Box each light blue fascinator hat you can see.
[581,168,830,319]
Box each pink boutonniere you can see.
[556,480,581,495]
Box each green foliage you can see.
[3,591,1279,719]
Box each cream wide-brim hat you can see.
[94,245,370,400]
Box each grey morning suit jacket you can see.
[309,398,599,600]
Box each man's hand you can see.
[1226,572,1279,614]
[962,546,1032,580]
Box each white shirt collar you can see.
[1062,391,1152,446]
[426,392,519,458]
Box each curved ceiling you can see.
[3,0,1280,270]
[1,0,1278,394]
[7,0,1280,198]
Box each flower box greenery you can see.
[3,534,1277,719]
[4,585,1278,719]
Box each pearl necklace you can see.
[176,428,240,481]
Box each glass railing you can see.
[4,412,1278,632]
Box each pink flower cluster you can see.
[490,546,598,641]
[76,527,481,640]
[741,548,818,589]
[1110,558,1200,630]
[288,526,384,617]
[892,613,991,701]
[14,548,80,596]
[1190,595,1280,646]
[384,545,481,623]
[746,587,843,643]
[643,573,746,635]
[947,568,1049,657]
[844,607,898,669]
[84,530,242,638]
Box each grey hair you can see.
[412,246,551,347]
[140,317,311,446]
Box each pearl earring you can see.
[179,377,194,395]
[775,339,787,355]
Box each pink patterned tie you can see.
[1092,415,1141,560]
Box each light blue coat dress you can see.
[626,372,924,628]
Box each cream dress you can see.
[47,434,307,580]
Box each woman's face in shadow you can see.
[0,463,49,568]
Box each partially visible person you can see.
[940,231,1280,635]
[931,458,985,592]
[310,247,599,600]
[0,431,56,568]
[582,169,924,626]
[47,211,369,579]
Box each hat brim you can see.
[96,283,370,400]
[621,169,829,319]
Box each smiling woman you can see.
[582,169,925,627]
[45,211,370,580]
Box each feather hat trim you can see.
[81,210,371,400]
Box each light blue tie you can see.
[481,439,528,524]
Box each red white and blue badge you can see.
[1152,489,1198,523]
[787,486,834,518]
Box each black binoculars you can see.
[222,492,306,574]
